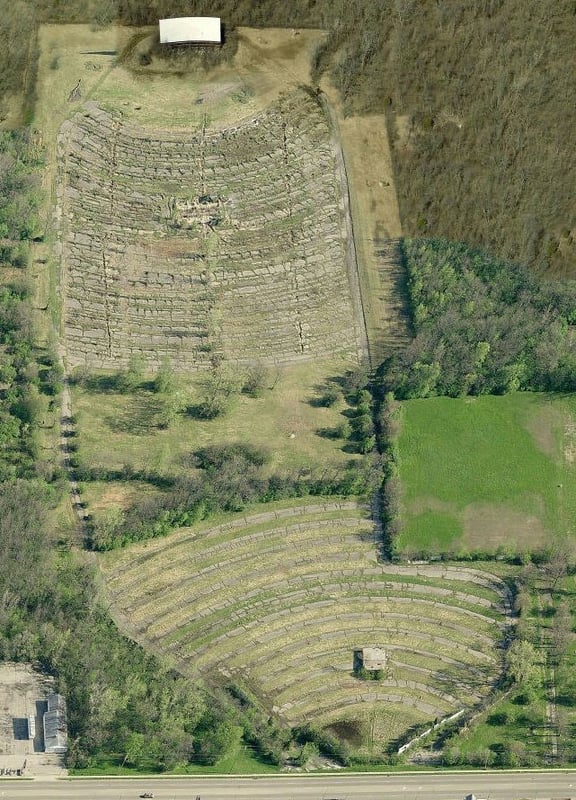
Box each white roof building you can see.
[159,17,222,45]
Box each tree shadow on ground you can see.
[82,374,125,393]
[105,394,165,435]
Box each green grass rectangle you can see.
[397,393,576,555]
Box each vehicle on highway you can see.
[139,793,154,799]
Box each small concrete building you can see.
[159,17,222,45]
[361,647,387,670]
[43,693,67,754]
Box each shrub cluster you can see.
[226,683,291,766]
[90,444,371,551]
[294,723,351,767]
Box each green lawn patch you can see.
[397,392,576,556]
[71,739,279,775]
[72,359,358,478]
[401,510,463,552]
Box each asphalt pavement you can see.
[1,770,576,800]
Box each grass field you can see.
[396,393,576,556]
[71,359,359,479]
[74,734,279,775]
[100,500,511,756]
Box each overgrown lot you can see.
[72,361,355,476]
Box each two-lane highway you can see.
[1,771,576,800]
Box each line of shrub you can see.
[89,443,374,551]
[374,389,403,559]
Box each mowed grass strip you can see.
[397,393,576,554]
[150,591,501,655]
[103,504,508,622]
[110,517,368,604]
[136,571,507,639]
[236,627,496,680]
[101,502,363,586]
[184,611,497,671]
[268,663,470,708]
[285,687,451,721]
[252,642,487,685]
[275,676,458,716]
[115,529,503,642]
[138,583,503,646]
[106,517,371,618]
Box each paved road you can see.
[2,771,576,800]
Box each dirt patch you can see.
[394,114,412,150]
[564,414,576,466]
[524,402,561,457]
[87,483,143,511]
[324,718,366,746]
[406,497,458,515]
[463,502,547,551]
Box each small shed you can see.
[159,17,222,45]
[361,647,387,670]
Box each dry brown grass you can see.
[463,503,547,552]
[4,1,576,278]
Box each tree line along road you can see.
[2,771,576,800]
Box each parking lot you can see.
[0,663,66,776]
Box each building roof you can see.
[361,647,387,670]
[44,693,67,753]
[43,710,67,753]
[159,17,222,45]
[47,693,66,713]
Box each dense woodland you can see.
[385,238,576,399]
